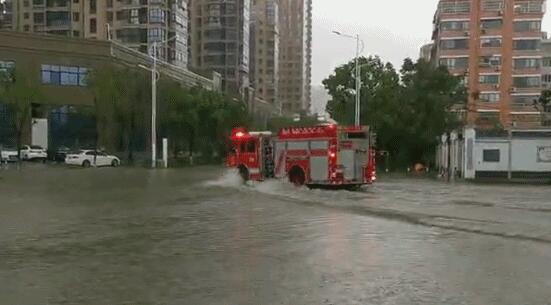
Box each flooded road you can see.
[1,165,551,304]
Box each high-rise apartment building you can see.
[432,0,546,129]
[188,0,251,95]
[250,0,279,107]
[278,0,311,114]
[0,0,188,67]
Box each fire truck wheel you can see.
[238,166,249,182]
[288,166,306,186]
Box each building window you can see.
[90,0,96,14]
[439,1,470,13]
[483,149,500,162]
[440,39,469,50]
[73,12,79,22]
[89,18,97,33]
[23,25,30,32]
[481,19,502,30]
[514,20,541,32]
[107,0,113,8]
[0,61,15,82]
[479,55,501,67]
[513,58,541,69]
[543,74,551,83]
[149,9,165,23]
[439,57,469,69]
[73,30,80,37]
[41,65,88,87]
[482,0,504,11]
[481,37,502,48]
[440,20,469,31]
[107,12,113,22]
[148,28,164,42]
[515,1,544,14]
[34,13,44,23]
[24,12,29,19]
[512,95,539,105]
[513,76,541,88]
[543,57,551,67]
[479,74,500,84]
[514,39,540,50]
[479,92,500,102]
[23,0,29,7]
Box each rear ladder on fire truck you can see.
[262,138,275,178]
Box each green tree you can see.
[324,56,402,128]
[398,59,466,165]
[323,57,466,168]
[158,81,249,164]
[90,65,149,163]
[535,89,551,126]
[0,67,43,160]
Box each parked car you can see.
[0,145,19,162]
[65,150,121,168]
[20,145,47,161]
[51,146,71,162]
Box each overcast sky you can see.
[312,0,551,87]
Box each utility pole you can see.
[137,37,177,169]
[151,42,157,169]
[333,31,364,126]
[355,34,361,127]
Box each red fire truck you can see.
[226,124,376,189]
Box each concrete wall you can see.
[461,127,551,179]
[474,139,510,172]
[512,139,551,172]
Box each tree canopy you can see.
[90,65,250,164]
[0,67,43,153]
[324,57,466,168]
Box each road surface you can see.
[1,165,551,304]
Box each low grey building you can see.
[437,128,551,180]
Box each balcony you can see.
[46,0,69,9]
[437,1,470,15]
[514,1,545,15]
[510,102,538,112]
[482,0,504,11]
[118,0,149,7]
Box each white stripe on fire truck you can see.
[249,168,261,174]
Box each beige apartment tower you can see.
[0,0,188,67]
[188,0,251,95]
[278,0,311,114]
[250,0,279,107]
[432,0,546,129]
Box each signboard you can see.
[278,125,337,139]
[537,146,551,163]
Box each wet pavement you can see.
[1,164,551,304]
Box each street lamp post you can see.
[333,31,364,126]
[138,37,177,168]
[151,42,158,168]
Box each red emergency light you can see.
[231,127,249,140]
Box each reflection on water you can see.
[1,167,551,304]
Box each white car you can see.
[0,146,19,162]
[20,145,47,161]
[65,150,121,168]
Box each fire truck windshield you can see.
[240,140,256,153]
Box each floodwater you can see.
[1,164,551,305]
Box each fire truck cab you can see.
[227,124,376,189]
